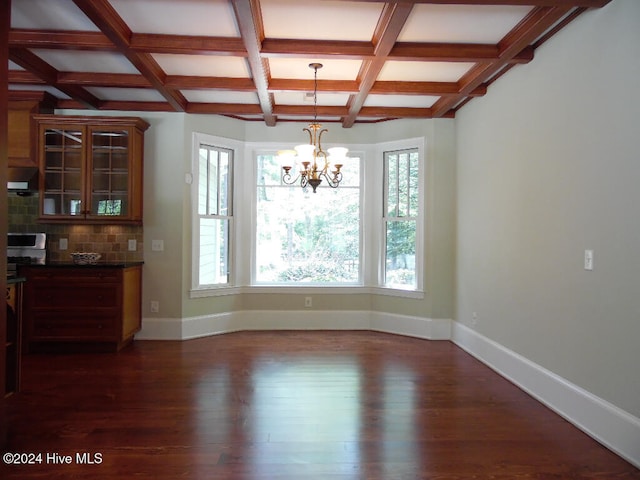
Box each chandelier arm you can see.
[303,127,313,145]
[282,171,301,185]
[317,128,328,157]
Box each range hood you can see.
[8,166,39,193]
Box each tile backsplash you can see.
[8,193,144,263]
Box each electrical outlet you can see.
[150,301,159,313]
[128,239,137,251]
[59,238,68,250]
[305,297,312,308]
[152,239,164,252]
[472,312,478,325]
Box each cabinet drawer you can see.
[29,269,120,283]
[32,312,116,340]
[31,284,119,307]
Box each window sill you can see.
[189,285,424,299]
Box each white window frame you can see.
[190,133,242,296]
[376,139,425,295]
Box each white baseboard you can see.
[451,322,640,469]
[138,310,450,341]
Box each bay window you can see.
[191,134,423,296]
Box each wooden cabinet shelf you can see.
[34,115,149,225]
[21,265,143,353]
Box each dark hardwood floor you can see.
[2,331,639,479]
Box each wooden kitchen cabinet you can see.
[8,94,54,167]
[20,264,143,352]
[34,115,150,224]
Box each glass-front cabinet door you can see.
[36,115,149,224]
[41,126,86,217]
[89,127,130,219]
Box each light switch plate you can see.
[584,249,594,271]
[128,239,137,251]
[59,238,68,250]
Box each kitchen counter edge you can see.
[20,261,144,269]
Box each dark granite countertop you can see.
[20,261,144,269]
[7,275,27,285]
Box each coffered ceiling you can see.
[7,0,612,127]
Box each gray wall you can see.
[456,0,640,417]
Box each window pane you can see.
[256,154,360,284]
[384,147,419,290]
[409,151,419,217]
[385,219,416,288]
[199,218,229,285]
[219,151,229,216]
[198,148,208,215]
[385,149,419,219]
[208,149,219,215]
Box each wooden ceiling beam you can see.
[343,2,414,128]
[166,76,256,91]
[231,0,276,126]
[337,0,611,7]
[269,79,360,94]
[371,81,487,96]
[9,29,534,64]
[431,5,572,117]
[72,0,188,112]
[130,33,248,56]
[274,105,348,117]
[187,103,264,115]
[360,106,434,118]
[9,29,113,51]
[58,72,152,88]
[261,39,374,59]
[390,42,534,63]
[8,70,45,84]
[8,47,102,108]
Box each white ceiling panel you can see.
[182,90,258,104]
[32,50,140,74]
[277,116,343,123]
[378,61,475,83]
[11,0,99,31]
[398,4,533,43]
[269,58,362,81]
[9,84,71,99]
[153,54,250,77]
[86,87,166,102]
[364,94,439,109]
[262,0,382,41]
[274,92,350,107]
[109,0,239,37]
[9,61,25,71]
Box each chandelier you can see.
[278,63,348,193]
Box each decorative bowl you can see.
[70,252,102,265]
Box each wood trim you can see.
[431,5,573,117]
[231,0,276,126]
[72,0,188,112]
[9,48,102,108]
[344,2,414,127]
